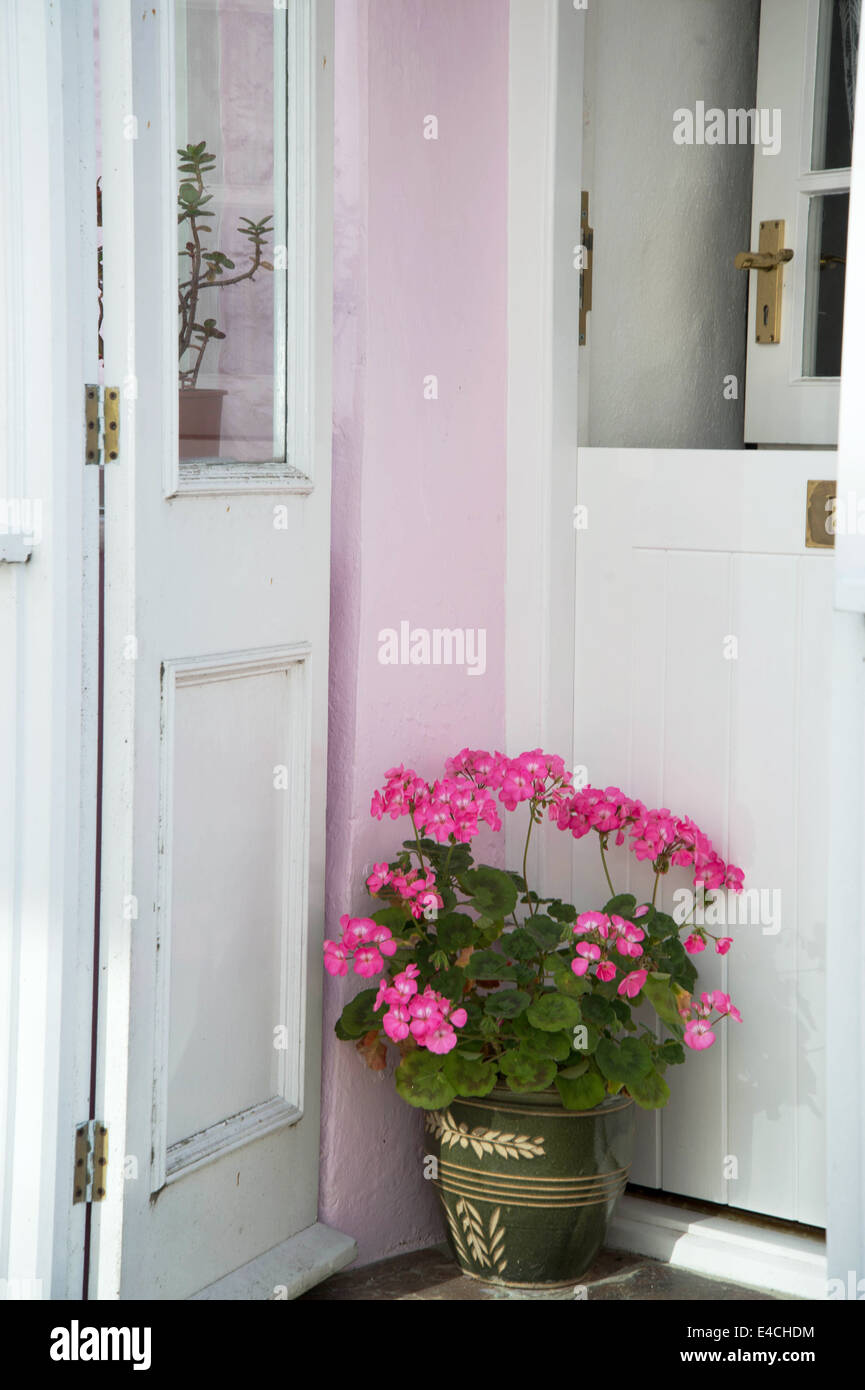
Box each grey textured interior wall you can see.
[584,0,761,448]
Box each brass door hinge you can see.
[579,191,593,347]
[73,1120,108,1204]
[84,384,120,464]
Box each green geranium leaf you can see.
[579,994,615,1028]
[557,1059,589,1079]
[513,962,539,988]
[394,1049,456,1109]
[430,966,466,1003]
[648,911,679,939]
[443,1052,498,1098]
[337,988,380,1039]
[603,893,637,917]
[371,905,411,931]
[524,915,563,951]
[627,1067,671,1110]
[596,1036,653,1086]
[474,916,505,946]
[513,1016,572,1060]
[547,901,578,924]
[659,1040,685,1066]
[609,997,632,1025]
[434,913,477,953]
[551,967,591,999]
[464,950,517,981]
[502,927,540,961]
[526,992,583,1032]
[643,971,686,1030]
[484,989,531,1019]
[499,1048,557,1093]
[555,1069,606,1110]
[458,867,518,919]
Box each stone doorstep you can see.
[297,1243,791,1301]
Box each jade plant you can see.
[177,140,274,388]
[325,749,744,1111]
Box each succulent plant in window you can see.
[177,140,274,389]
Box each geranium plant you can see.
[325,749,744,1111]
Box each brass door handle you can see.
[735,220,793,344]
[735,248,794,270]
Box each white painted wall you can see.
[583,0,760,448]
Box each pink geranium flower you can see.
[684,933,707,955]
[340,914,377,949]
[709,990,742,1022]
[617,969,647,999]
[354,946,384,978]
[382,1005,411,1041]
[595,960,617,982]
[574,911,608,936]
[715,937,733,955]
[366,863,392,894]
[323,941,349,977]
[389,965,420,1002]
[576,942,601,962]
[684,1019,716,1051]
[425,1023,458,1054]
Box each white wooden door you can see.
[574,448,832,1227]
[744,0,859,444]
[92,0,335,1299]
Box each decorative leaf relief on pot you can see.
[425,1109,545,1160]
[446,1198,507,1275]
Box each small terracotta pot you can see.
[178,387,227,460]
[425,1088,635,1289]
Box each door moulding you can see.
[151,644,312,1191]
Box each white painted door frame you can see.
[0,0,99,1301]
[506,0,583,903]
[826,34,865,1290]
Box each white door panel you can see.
[94,0,333,1298]
[575,447,832,1226]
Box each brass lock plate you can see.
[754,220,787,345]
[805,479,836,549]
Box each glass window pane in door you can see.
[803,192,849,377]
[176,0,285,465]
[812,0,859,170]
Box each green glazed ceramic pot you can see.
[424,1087,635,1289]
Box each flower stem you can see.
[599,838,616,898]
[409,812,427,874]
[522,810,536,917]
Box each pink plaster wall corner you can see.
[321,0,510,1266]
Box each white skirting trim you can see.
[191,1222,357,1301]
[607,1196,827,1300]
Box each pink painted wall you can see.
[321,0,510,1265]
